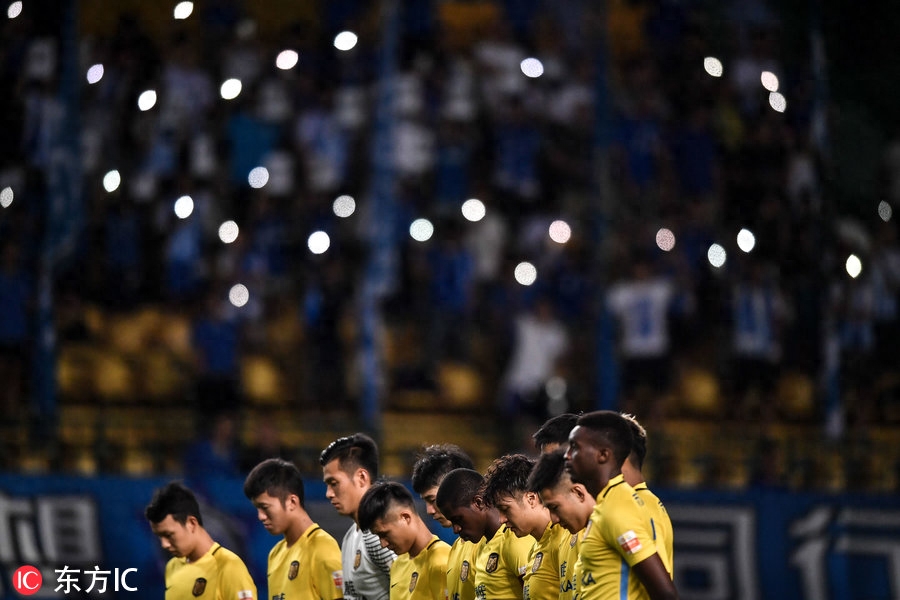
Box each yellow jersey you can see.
[165,543,257,600]
[557,531,581,600]
[390,536,452,600]
[522,523,570,600]
[473,526,532,600]
[447,537,485,600]
[267,524,343,600]
[633,483,673,577]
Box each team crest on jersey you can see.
[409,572,419,592]
[460,561,470,581]
[531,552,543,573]
[485,553,499,573]
[570,534,577,548]
[354,549,362,569]
[192,577,207,597]
[288,560,300,580]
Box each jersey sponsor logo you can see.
[237,591,254,599]
[192,577,207,597]
[531,552,543,573]
[288,561,300,580]
[409,572,419,592]
[459,560,470,581]
[485,553,499,573]
[616,530,643,555]
[354,549,362,569]
[332,570,343,589]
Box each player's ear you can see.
[524,491,539,507]
[355,467,370,487]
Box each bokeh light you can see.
[229,283,249,307]
[220,78,242,100]
[174,195,194,219]
[409,218,434,242]
[276,49,299,70]
[333,195,356,218]
[769,92,787,113]
[520,57,544,78]
[878,201,892,222]
[656,228,676,251]
[7,1,22,19]
[137,90,157,111]
[760,71,779,92]
[846,254,862,279]
[173,1,193,19]
[545,376,567,402]
[248,166,269,189]
[86,64,104,84]
[102,170,121,193]
[708,243,727,268]
[334,31,358,51]
[514,262,537,286]
[0,186,13,208]
[308,231,331,254]
[737,228,756,253]
[548,220,572,244]
[218,220,239,244]
[461,198,486,222]
[704,56,723,77]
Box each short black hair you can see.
[532,413,579,450]
[436,468,484,514]
[411,444,475,494]
[620,413,647,469]
[576,411,634,468]
[526,448,567,493]
[481,454,535,507]
[357,481,416,532]
[243,458,305,507]
[145,481,203,526]
[319,433,380,479]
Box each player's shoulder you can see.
[212,544,250,569]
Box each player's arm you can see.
[221,556,258,600]
[315,534,345,600]
[428,548,450,600]
[632,554,678,600]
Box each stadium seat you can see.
[776,372,816,421]
[139,349,188,401]
[677,367,722,418]
[92,350,136,401]
[436,361,484,409]
[242,355,286,406]
[157,314,195,362]
[57,343,100,400]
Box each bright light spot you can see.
[845,254,862,278]
[769,92,787,113]
[220,78,242,100]
[737,228,756,253]
[137,90,157,111]
[247,166,269,189]
[102,170,121,193]
[0,187,13,208]
[307,230,331,254]
[86,64,104,84]
[545,376,567,401]
[514,262,538,286]
[549,220,572,244]
[333,195,356,218]
[520,57,544,78]
[173,195,194,219]
[760,71,779,92]
[878,201,892,222]
[656,228,676,251]
[334,31,358,51]
[173,1,193,19]
[409,218,434,242]
[229,283,249,307]
[707,243,727,268]
[704,56,723,77]
[276,49,299,70]
[218,220,239,244]
[461,198,486,222]
[7,1,22,19]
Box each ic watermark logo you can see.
[13,565,43,595]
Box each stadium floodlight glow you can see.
[333,195,356,218]
[276,49,299,70]
[7,1,22,19]
[173,1,193,19]
[878,200,893,222]
[846,254,862,279]
[334,31,358,51]
[737,228,756,253]
[520,57,544,78]
[307,230,331,254]
[102,170,121,193]
[229,283,249,307]
[514,262,538,286]
[247,166,269,189]
[220,78,242,100]
[218,220,239,244]
[548,220,572,244]
[707,243,727,268]
[137,90,157,111]
[173,195,194,219]
[769,92,787,113]
[760,71,779,92]
[409,218,434,242]
[461,198,486,222]
[86,64,104,84]
[656,228,676,251]
[703,56,723,77]
[545,376,567,401]
[0,186,13,208]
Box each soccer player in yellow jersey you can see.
[482,454,570,600]
[411,444,481,600]
[358,482,451,600]
[146,481,257,600]
[564,411,678,600]
[436,468,533,600]
[620,414,674,576]
[526,449,596,600]
[532,414,579,454]
[243,458,344,600]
